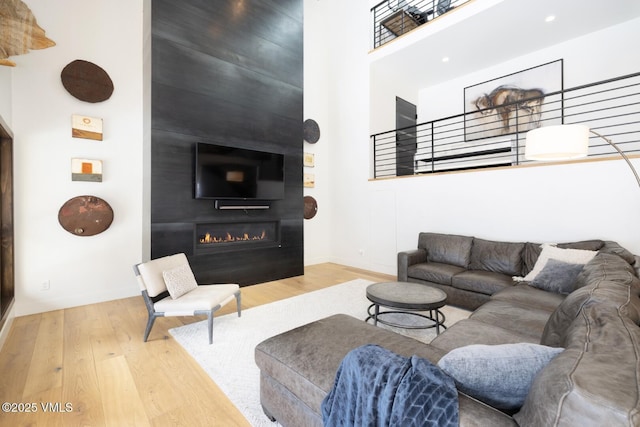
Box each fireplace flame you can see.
[199,230,268,244]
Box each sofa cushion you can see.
[594,240,635,265]
[522,242,542,277]
[419,232,473,268]
[556,240,604,251]
[570,251,638,293]
[430,319,540,354]
[437,343,563,411]
[516,316,640,426]
[541,253,640,348]
[451,270,514,296]
[540,286,591,349]
[519,244,596,282]
[469,238,525,276]
[407,262,465,285]
[491,284,565,313]
[470,300,553,340]
[529,259,585,295]
[458,394,518,427]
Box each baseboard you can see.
[327,256,396,276]
[15,286,140,317]
[0,301,15,351]
[303,255,332,266]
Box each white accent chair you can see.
[133,253,241,344]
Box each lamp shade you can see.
[525,124,590,161]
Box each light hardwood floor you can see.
[0,263,394,426]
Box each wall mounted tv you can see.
[194,142,285,201]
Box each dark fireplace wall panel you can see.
[151,218,303,285]
[151,77,302,143]
[152,39,303,123]
[151,0,304,285]
[152,0,303,89]
[191,244,303,286]
[150,129,302,223]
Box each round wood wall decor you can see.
[58,195,114,236]
[303,196,318,220]
[61,60,114,103]
[303,119,320,144]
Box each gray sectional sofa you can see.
[254,233,640,426]
[398,232,635,310]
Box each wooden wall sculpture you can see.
[61,60,114,103]
[58,196,114,237]
[0,0,56,66]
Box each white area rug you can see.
[169,279,470,426]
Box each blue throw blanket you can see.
[321,345,458,427]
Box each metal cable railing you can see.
[371,71,640,178]
[371,0,468,48]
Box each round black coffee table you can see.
[365,281,447,335]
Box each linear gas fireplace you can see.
[194,220,281,254]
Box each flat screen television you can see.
[194,142,285,200]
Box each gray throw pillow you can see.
[530,259,585,294]
[516,244,596,282]
[437,343,564,411]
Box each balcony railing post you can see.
[430,121,435,173]
[372,135,378,179]
[514,108,520,165]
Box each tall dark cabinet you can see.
[151,0,304,285]
[0,115,14,328]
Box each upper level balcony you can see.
[367,1,640,180]
[371,0,470,48]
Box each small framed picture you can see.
[303,173,315,188]
[71,158,103,182]
[303,152,315,167]
[72,114,103,141]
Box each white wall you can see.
[0,67,11,125]
[369,61,420,133]
[368,0,507,135]
[11,0,146,315]
[317,1,383,270]
[319,2,640,277]
[303,0,332,265]
[418,18,640,121]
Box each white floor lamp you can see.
[525,124,640,189]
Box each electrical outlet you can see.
[41,280,50,291]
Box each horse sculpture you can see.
[473,85,545,133]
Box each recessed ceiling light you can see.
[545,15,556,23]
[442,57,449,63]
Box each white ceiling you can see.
[370,0,640,89]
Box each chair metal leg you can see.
[235,291,242,317]
[143,315,156,342]
[208,311,214,344]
